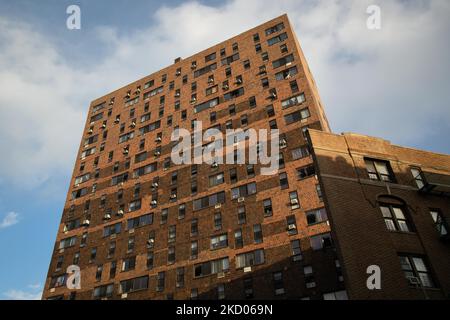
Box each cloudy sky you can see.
[0,0,449,299]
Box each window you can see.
[190,241,198,259]
[240,114,248,126]
[109,261,117,278]
[103,223,121,237]
[209,172,225,187]
[255,43,262,53]
[90,248,97,262]
[237,207,246,225]
[286,215,297,235]
[284,108,310,124]
[292,146,310,160]
[193,191,225,211]
[127,214,153,229]
[275,66,298,81]
[399,254,435,288]
[96,265,103,281]
[120,276,148,294]
[178,204,186,220]
[316,184,323,201]
[217,284,225,300]
[231,182,257,199]
[194,257,229,277]
[168,247,175,264]
[429,209,448,237]
[205,52,216,62]
[291,240,302,261]
[267,32,288,46]
[194,97,219,114]
[121,256,136,272]
[213,212,222,231]
[139,120,161,135]
[279,172,289,189]
[146,252,154,269]
[59,236,77,249]
[265,22,285,35]
[261,52,269,62]
[236,249,265,269]
[243,59,251,69]
[128,199,141,212]
[272,54,294,68]
[191,218,198,236]
[234,229,243,248]
[247,164,255,177]
[306,208,328,225]
[280,43,288,53]
[323,290,349,300]
[221,53,240,66]
[266,105,275,117]
[269,119,277,129]
[297,165,315,179]
[310,233,333,250]
[273,271,285,295]
[190,288,198,300]
[194,63,217,78]
[224,87,245,101]
[365,158,395,182]
[411,168,425,189]
[380,205,411,232]
[263,199,273,217]
[211,234,228,250]
[133,162,157,178]
[206,85,218,96]
[176,267,185,288]
[290,80,299,93]
[107,241,116,258]
[289,191,300,209]
[261,77,269,88]
[143,86,163,99]
[168,225,176,243]
[253,224,263,243]
[111,172,128,186]
[135,151,147,163]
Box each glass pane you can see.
[385,219,396,231]
[398,221,410,232]
[392,207,406,219]
[429,211,438,223]
[375,161,389,175]
[412,257,428,272]
[380,206,392,218]
[418,273,434,288]
[365,160,376,173]
[399,256,412,271]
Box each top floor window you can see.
[410,168,425,189]
[365,158,395,182]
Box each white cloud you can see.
[0,212,20,229]
[3,289,41,300]
[0,0,449,191]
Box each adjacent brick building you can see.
[308,130,450,299]
[43,14,346,300]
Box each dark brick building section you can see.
[308,130,450,299]
[43,15,345,300]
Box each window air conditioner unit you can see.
[280,139,287,148]
[121,293,128,299]
[114,118,120,124]
[82,219,90,226]
[190,98,197,104]
[191,63,197,69]
[170,194,177,199]
[151,200,158,205]
[155,137,162,143]
[63,225,68,233]
[243,267,252,273]
[152,182,159,188]
[217,272,225,279]
[147,239,154,246]
[215,203,222,209]
[222,84,229,90]
[211,162,218,168]
[123,149,129,155]
[117,209,124,216]
[126,93,131,98]
[285,62,292,67]
[130,122,136,128]
[288,224,297,230]
[136,88,141,94]
[208,78,214,84]
[154,151,161,156]
[109,101,114,106]
[175,93,180,97]
[88,129,93,134]
[235,78,242,85]
[285,73,291,79]
[103,213,111,220]
[101,123,106,129]
[270,92,277,99]
[238,197,245,203]
[176,71,181,76]
[407,276,421,286]
[290,198,299,205]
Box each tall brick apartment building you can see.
[43,14,346,300]
[308,130,450,299]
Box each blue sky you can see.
[0,0,449,299]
